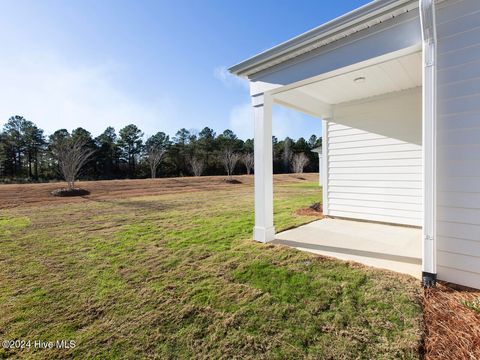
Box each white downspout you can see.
[419,0,437,287]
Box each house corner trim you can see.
[420,0,437,285]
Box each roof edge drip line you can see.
[229,0,419,78]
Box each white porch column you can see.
[252,93,275,242]
[321,119,329,216]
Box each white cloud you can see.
[228,102,319,140]
[214,66,249,89]
[0,53,179,137]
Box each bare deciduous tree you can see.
[282,138,292,173]
[188,156,205,177]
[291,152,309,173]
[147,146,166,178]
[220,148,240,180]
[241,153,254,175]
[51,137,95,190]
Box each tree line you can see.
[0,115,322,182]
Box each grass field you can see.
[0,174,423,359]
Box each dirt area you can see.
[0,173,317,209]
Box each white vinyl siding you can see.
[327,88,422,226]
[436,0,480,289]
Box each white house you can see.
[230,0,480,289]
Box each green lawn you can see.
[0,177,422,359]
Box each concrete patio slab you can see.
[274,218,422,278]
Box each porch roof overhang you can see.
[270,50,422,119]
[229,0,419,79]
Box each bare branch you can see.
[51,137,94,189]
[220,148,240,180]
[283,139,292,172]
[241,153,254,175]
[188,156,205,176]
[147,146,166,179]
[291,152,309,173]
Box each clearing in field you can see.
[0,174,423,359]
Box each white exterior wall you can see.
[435,0,480,288]
[327,88,422,226]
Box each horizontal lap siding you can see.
[327,88,422,226]
[436,0,480,289]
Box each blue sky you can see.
[0,0,370,140]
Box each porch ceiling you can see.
[272,51,421,117]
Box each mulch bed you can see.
[51,188,91,197]
[423,282,480,359]
[224,179,242,184]
[295,202,324,218]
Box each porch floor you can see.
[274,218,422,278]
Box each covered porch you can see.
[230,0,437,283]
[255,46,425,277]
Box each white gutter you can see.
[229,0,419,77]
[419,0,437,287]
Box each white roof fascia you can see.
[229,0,419,78]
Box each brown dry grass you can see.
[3,173,478,358]
[0,174,305,210]
[0,173,425,359]
[424,282,480,359]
